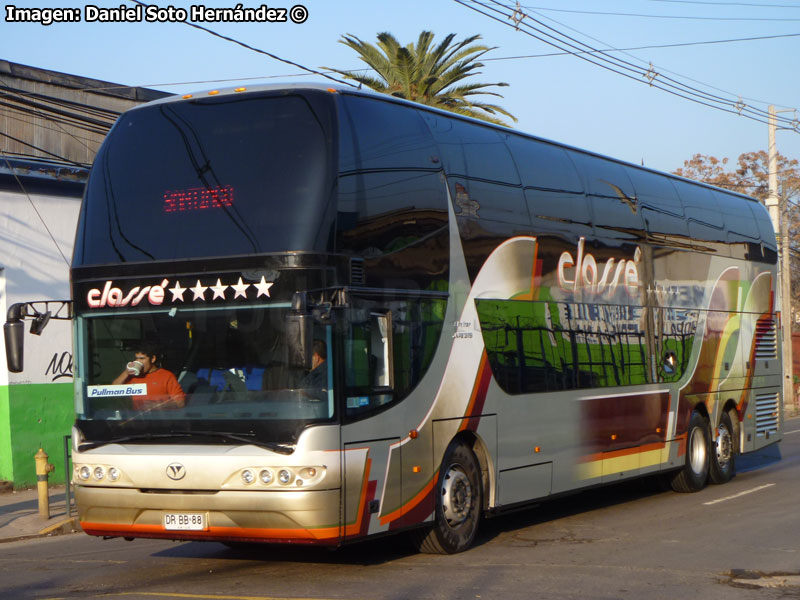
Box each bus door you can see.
[339,309,403,539]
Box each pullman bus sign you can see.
[83,276,274,309]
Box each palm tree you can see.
[325,31,516,126]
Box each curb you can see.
[0,517,81,544]
[39,516,81,536]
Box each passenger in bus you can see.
[301,340,327,401]
[112,342,186,409]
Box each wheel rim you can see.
[689,425,707,474]
[716,421,732,470]
[441,464,472,527]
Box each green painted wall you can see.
[5,383,74,488]
[0,385,11,482]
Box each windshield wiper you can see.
[79,431,295,455]
[79,433,192,451]
[187,431,295,455]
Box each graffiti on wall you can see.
[45,351,72,381]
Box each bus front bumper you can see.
[75,484,342,545]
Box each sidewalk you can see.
[0,484,80,544]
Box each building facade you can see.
[0,61,168,487]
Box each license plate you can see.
[163,513,207,531]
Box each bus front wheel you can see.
[414,441,482,554]
[670,411,710,493]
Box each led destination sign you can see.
[163,185,234,213]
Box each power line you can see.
[0,107,100,146]
[485,31,800,62]
[125,0,357,89]
[0,77,113,159]
[4,26,797,117]
[456,0,799,131]
[517,3,800,20]
[645,0,800,8]
[0,131,90,168]
[514,8,799,112]
[0,150,73,267]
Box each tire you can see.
[670,411,710,493]
[414,441,482,554]
[709,410,737,484]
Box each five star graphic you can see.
[169,281,186,302]
[165,276,272,303]
[254,276,273,298]
[190,280,208,301]
[210,278,228,300]
[231,277,251,299]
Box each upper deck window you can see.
[75,91,336,266]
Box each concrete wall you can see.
[0,180,82,487]
[0,62,166,488]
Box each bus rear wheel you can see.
[710,410,736,484]
[670,411,710,493]
[414,441,482,554]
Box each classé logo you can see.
[87,279,169,308]
[557,237,641,298]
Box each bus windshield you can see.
[76,305,334,444]
[74,90,336,265]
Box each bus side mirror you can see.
[4,304,26,373]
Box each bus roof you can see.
[129,82,761,206]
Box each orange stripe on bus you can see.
[459,350,491,432]
[81,521,341,541]
[380,352,491,527]
[379,471,438,526]
[343,457,372,537]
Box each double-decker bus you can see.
[5,84,782,553]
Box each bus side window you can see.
[337,97,449,290]
[672,180,728,255]
[421,113,528,225]
[627,169,689,243]
[345,311,394,416]
[475,299,657,394]
[506,136,592,240]
[715,191,761,260]
[570,152,645,243]
[343,298,446,420]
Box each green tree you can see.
[325,31,516,126]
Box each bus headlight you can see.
[259,469,273,484]
[108,467,121,482]
[93,466,105,480]
[241,469,255,485]
[278,469,293,485]
[78,466,91,480]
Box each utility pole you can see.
[767,105,795,410]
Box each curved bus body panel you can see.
[67,84,781,549]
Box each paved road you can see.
[3,421,800,600]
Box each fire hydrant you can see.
[34,448,55,520]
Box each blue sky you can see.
[3,0,799,174]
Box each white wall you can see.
[0,188,82,385]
